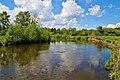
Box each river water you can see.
[0,42,111,80]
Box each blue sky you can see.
[0,0,120,29]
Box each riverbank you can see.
[0,35,120,80]
[87,36,120,80]
[51,36,120,80]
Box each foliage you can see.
[0,29,7,36]
[104,59,110,70]
[5,25,25,45]
[15,11,31,26]
[0,11,120,80]
[5,24,50,45]
[50,27,120,37]
[0,11,50,45]
[0,11,10,29]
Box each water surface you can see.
[0,42,111,80]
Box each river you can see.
[0,42,111,80]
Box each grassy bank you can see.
[88,36,120,80]
[0,29,120,80]
[51,35,120,80]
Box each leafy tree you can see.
[5,25,25,44]
[0,11,10,29]
[5,24,50,45]
[97,26,103,31]
[96,26,104,36]
[15,11,31,26]
[24,25,39,43]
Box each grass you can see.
[51,35,120,80]
[0,35,120,80]
[95,36,120,47]
[89,36,120,80]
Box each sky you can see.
[0,0,120,29]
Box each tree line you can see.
[0,11,120,45]
[0,11,50,45]
[48,26,120,40]
[49,26,120,37]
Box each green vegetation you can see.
[49,26,120,38]
[15,11,31,26]
[0,11,120,80]
[0,11,10,29]
[5,24,50,45]
[49,28,120,80]
[0,11,50,46]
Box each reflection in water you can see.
[0,43,49,66]
[0,42,111,80]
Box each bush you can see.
[37,28,50,42]
[0,29,7,36]
[5,25,24,45]
[5,24,50,45]
[24,25,38,43]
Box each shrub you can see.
[5,24,50,45]
[5,25,24,45]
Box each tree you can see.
[15,11,31,26]
[96,26,104,36]
[97,26,103,32]
[5,25,25,44]
[0,11,10,29]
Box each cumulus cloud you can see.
[107,24,116,28]
[42,17,80,29]
[88,5,104,17]
[0,3,25,21]
[0,0,83,29]
[0,3,9,12]
[14,0,54,21]
[9,7,25,21]
[107,22,120,28]
[0,0,54,22]
[35,0,83,29]
[60,0,84,18]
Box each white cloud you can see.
[9,7,25,21]
[42,17,80,29]
[0,3,25,22]
[40,0,83,29]
[14,0,54,21]
[88,5,104,17]
[108,4,113,8]
[60,0,84,18]
[107,24,116,28]
[53,15,68,25]
[0,0,83,29]
[68,18,78,27]
[107,22,120,28]
[86,13,89,15]
[0,3,9,12]
[116,23,120,28]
